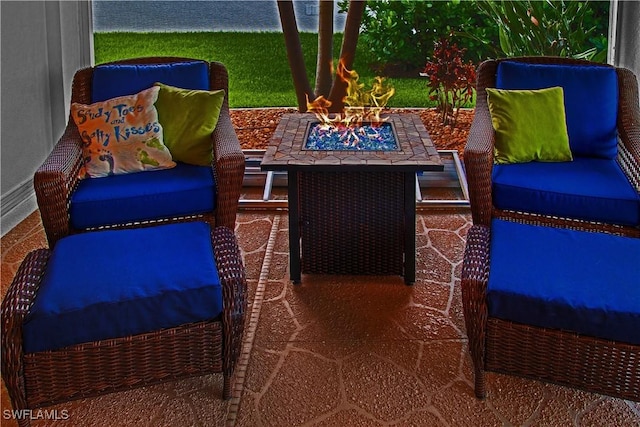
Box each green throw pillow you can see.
[154,82,225,166]
[486,86,573,164]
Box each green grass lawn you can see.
[93,31,436,108]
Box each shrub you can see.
[475,0,609,61]
[344,0,498,74]
[346,0,609,74]
[423,37,477,126]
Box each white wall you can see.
[0,1,92,235]
[614,0,640,79]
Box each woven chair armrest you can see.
[212,108,246,230]
[212,226,247,320]
[211,226,247,396]
[461,225,491,373]
[464,105,495,227]
[1,249,51,410]
[618,142,640,194]
[36,124,84,181]
[463,60,498,227]
[616,67,640,192]
[34,125,85,246]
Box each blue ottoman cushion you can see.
[23,222,222,353]
[91,61,210,102]
[496,61,618,159]
[70,162,216,230]
[487,219,640,345]
[492,157,640,226]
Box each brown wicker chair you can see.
[1,226,247,427]
[461,57,640,401]
[464,56,640,237]
[34,57,246,247]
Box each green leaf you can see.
[498,27,512,56]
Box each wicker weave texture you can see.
[1,226,247,425]
[461,224,639,402]
[34,57,245,248]
[486,319,639,401]
[463,56,640,236]
[299,171,405,275]
[24,321,223,408]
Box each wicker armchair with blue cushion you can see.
[34,57,245,247]
[461,57,640,401]
[464,56,640,236]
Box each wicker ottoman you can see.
[462,219,639,401]
[1,222,246,427]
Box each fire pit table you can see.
[261,113,443,285]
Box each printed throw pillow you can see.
[154,82,225,166]
[486,86,573,165]
[71,86,176,178]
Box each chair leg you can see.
[474,367,486,399]
[223,374,232,400]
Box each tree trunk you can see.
[315,0,334,97]
[327,0,365,112]
[278,0,365,113]
[277,0,313,112]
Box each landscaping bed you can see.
[230,108,473,158]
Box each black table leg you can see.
[404,172,416,285]
[287,171,301,284]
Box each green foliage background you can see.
[94,1,610,108]
[349,0,500,72]
[475,0,610,61]
[94,32,432,108]
[352,0,609,71]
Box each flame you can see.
[307,59,395,128]
[306,93,334,126]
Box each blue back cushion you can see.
[496,61,619,159]
[91,61,209,102]
[70,162,216,230]
[488,219,640,345]
[23,222,223,353]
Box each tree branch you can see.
[315,0,334,97]
[277,0,314,111]
[327,0,365,112]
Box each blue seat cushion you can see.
[496,61,618,159]
[487,219,640,345]
[70,162,215,230]
[23,222,222,353]
[92,61,209,102]
[492,157,640,226]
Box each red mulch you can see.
[230,108,473,157]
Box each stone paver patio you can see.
[2,211,639,426]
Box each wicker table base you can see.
[297,170,409,280]
[262,113,443,285]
